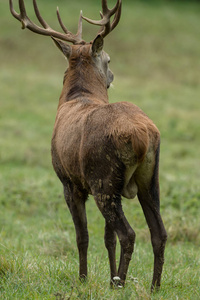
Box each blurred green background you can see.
[0,0,200,299]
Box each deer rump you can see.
[52,99,160,199]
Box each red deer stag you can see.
[10,0,167,291]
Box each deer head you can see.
[9,0,121,95]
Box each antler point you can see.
[21,20,26,30]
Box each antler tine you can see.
[19,0,27,18]
[57,9,83,44]
[99,0,122,38]
[102,0,120,16]
[82,0,121,27]
[57,7,69,34]
[9,0,84,44]
[56,8,83,43]
[82,0,122,39]
[9,0,28,29]
[33,0,50,29]
[75,10,83,42]
[19,0,33,29]
[104,0,122,35]
[9,0,20,21]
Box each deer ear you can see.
[92,34,104,56]
[51,37,71,59]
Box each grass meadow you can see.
[0,0,200,299]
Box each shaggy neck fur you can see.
[58,48,109,107]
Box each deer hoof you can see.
[112,276,123,288]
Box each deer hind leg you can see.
[63,181,89,280]
[138,190,167,291]
[115,210,135,286]
[94,192,135,287]
[136,149,167,291]
[104,221,117,282]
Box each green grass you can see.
[0,0,200,299]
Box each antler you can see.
[82,0,122,39]
[9,0,84,44]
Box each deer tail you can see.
[131,124,149,163]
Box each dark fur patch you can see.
[67,85,92,100]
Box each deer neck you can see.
[58,63,109,108]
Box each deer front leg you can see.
[64,184,89,280]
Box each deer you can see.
[9,0,167,291]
